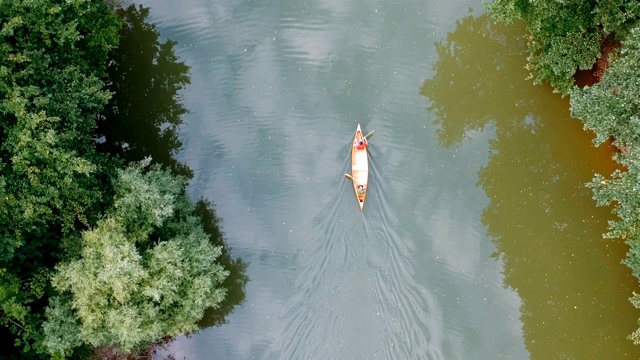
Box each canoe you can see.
[350,124,369,211]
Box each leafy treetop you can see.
[43,160,228,356]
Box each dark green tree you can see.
[486,0,640,94]
[0,2,246,358]
[0,0,121,356]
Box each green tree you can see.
[0,0,121,356]
[486,0,640,94]
[92,3,249,339]
[0,0,120,264]
[570,25,640,343]
[43,160,228,356]
[570,26,640,148]
[93,3,249,335]
[0,2,246,357]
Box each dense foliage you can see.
[0,0,121,356]
[0,1,241,358]
[570,25,640,343]
[43,161,228,356]
[488,0,640,345]
[486,0,640,94]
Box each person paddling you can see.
[355,137,367,150]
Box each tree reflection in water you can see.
[421,14,639,359]
[100,4,248,331]
[194,199,249,328]
[99,4,192,179]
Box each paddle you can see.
[344,173,354,180]
[364,129,375,139]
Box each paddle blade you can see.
[344,173,354,180]
[364,129,375,139]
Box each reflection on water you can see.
[99,4,192,178]
[194,199,249,328]
[421,14,640,358]
[102,3,248,336]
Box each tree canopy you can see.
[43,161,228,356]
[487,0,640,94]
[0,1,245,358]
[0,0,121,356]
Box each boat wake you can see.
[275,140,446,360]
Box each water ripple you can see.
[138,0,533,359]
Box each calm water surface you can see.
[133,0,640,358]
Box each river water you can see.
[131,0,640,359]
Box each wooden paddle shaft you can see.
[364,129,375,139]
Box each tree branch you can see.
[0,310,27,332]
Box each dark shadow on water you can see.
[101,4,248,331]
[193,199,249,328]
[99,4,192,179]
[421,14,639,359]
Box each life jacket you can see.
[356,140,366,150]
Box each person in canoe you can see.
[355,137,367,150]
[357,184,366,195]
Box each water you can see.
[128,0,640,358]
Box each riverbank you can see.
[0,2,243,359]
[486,0,640,344]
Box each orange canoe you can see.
[349,124,369,211]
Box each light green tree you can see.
[570,25,640,344]
[570,25,640,147]
[43,160,228,356]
